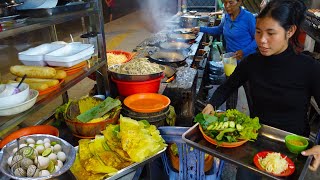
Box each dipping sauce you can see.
[287,139,304,146]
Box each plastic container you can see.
[44,43,94,62]
[18,43,65,66]
[159,127,224,180]
[45,54,92,67]
[111,75,164,97]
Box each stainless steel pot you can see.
[108,64,165,82]
[180,15,209,28]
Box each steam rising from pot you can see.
[138,0,178,32]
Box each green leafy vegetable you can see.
[195,109,261,143]
[77,97,121,123]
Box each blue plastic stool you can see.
[159,127,224,180]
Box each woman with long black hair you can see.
[202,0,320,178]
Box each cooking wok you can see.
[159,42,191,51]
[173,28,192,34]
[148,51,187,63]
[168,33,197,42]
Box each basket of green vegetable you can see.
[194,109,261,148]
[55,96,121,138]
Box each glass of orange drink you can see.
[222,52,237,76]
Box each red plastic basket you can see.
[107,50,133,63]
[111,75,164,97]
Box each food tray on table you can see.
[182,123,315,180]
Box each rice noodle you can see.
[107,53,128,66]
[109,58,163,75]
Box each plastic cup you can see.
[222,52,237,76]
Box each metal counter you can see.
[182,123,318,180]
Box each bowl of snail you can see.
[0,134,76,179]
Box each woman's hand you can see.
[234,50,243,60]
[301,145,320,171]
[191,27,200,34]
[202,104,214,114]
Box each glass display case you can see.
[0,0,110,137]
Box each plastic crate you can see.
[159,127,224,180]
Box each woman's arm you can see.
[208,56,250,108]
[199,16,224,35]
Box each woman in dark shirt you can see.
[202,0,320,175]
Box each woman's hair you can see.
[257,0,306,48]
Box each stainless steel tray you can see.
[182,123,315,180]
[72,146,166,180]
[17,2,91,18]
[105,146,166,180]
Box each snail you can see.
[14,168,26,177]
[26,165,37,177]
[11,155,23,166]
[20,158,33,170]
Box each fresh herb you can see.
[195,109,261,143]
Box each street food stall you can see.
[0,0,319,179]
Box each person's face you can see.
[255,17,295,56]
[223,0,241,15]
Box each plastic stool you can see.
[159,127,224,180]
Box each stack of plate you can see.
[122,93,171,127]
[54,61,87,75]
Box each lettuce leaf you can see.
[194,113,218,129]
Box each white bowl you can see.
[0,83,29,108]
[0,89,38,116]
[0,84,16,98]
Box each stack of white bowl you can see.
[0,83,39,116]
